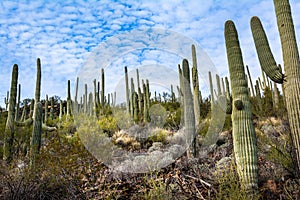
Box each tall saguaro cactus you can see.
[101,68,105,108]
[225,20,258,192]
[30,58,43,167]
[251,0,300,174]
[3,64,18,162]
[191,44,201,126]
[182,59,196,157]
[30,102,43,167]
[124,66,130,114]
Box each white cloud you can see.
[0,0,299,108]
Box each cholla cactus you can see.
[225,20,258,192]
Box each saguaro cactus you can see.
[30,102,43,167]
[192,44,201,126]
[15,84,21,121]
[3,64,18,162]
[101,68,105,107]
[251,0,300,174]
[35,58,41,102]
[4,91,9,111]
[182,59,196,157]
[31,58,42,165]
[67,79,72,118]
[225,20,258,192]
[124,66,130,114]
[45,95,48,123]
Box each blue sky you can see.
[0,0,300,107]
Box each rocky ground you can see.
[0,116,300,199]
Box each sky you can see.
[0,0,300,107]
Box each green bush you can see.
[148,128,170,145]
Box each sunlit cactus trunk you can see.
[191,44,201,126]
[225,20,258,192]
[3,64,18,162]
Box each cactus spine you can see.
[3,64,18,162]
[225,20,258,192]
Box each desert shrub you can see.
[148,128,170,145]
[97,116,118,136]
[143,173,172,200]
[112,130,141,150]
[215,160,261,200]
[164,107,181,130]
[0,132,88,200]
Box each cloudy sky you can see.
[0,0,299,107]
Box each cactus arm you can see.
[250,16,284,83]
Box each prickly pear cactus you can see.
[225,20,258,192]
